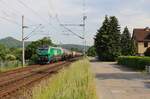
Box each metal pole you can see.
[22,15,25,67]
[83,0,87,56]
[83,16,85,55]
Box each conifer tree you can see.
[121,27,135,55]
[94,16,121,61]
[94,16,110,61]
[121,26,131,55]
[109,16,121,59]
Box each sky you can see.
[0,0,150,46]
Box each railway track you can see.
[0,58,77,98]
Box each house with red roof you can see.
[132,27,150,55]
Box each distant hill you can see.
[59,44,90,52]
[0,37,90,51]
[0,37,31,48]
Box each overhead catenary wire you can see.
[60,24,84,39]
[0,0,35,25]
[17,0,59,35]
[49,0,85,41]
[48,0,57,17]
[0,0,21,14]
[0,16,20,26]
[0,0,86,45]
[0,1,22,25]
[0,0,57,43]
[16,0,48,24]
[47,0,54,18]
[56,15,84,39]
[15,0,58,39]
[24,24,42,40]
[46,0,64,34]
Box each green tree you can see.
[25,37,54,60]
[0,44,9,61]
[109,16,121,59]
[121,27,135,55]
[130,39,136,55]
[94,16,121,61]
[5,54,16,61]
[87,46,96,57]
[71,48,79,52]
[10,48,22,61]
[144,47,150,56]
[95,16,110,61]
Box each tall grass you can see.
[0,61,22,72]
[32,59,97,99]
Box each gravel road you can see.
[90,58,150,99]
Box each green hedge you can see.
[118,56,150,70]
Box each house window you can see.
[144,42,148,47]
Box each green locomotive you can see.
[37,46,71,64]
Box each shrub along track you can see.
[0,58,79,98]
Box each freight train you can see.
[37,45,82,64]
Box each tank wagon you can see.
[37,46,82,64]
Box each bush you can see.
[117,56,150,70]
[144,47,150,56]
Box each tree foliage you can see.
[0,44,10,61]
[0,43,23,62]
[25,37,54,60]
[94,16,121,61]
[71,48,80,52]
[144,47,150,56]
[5,54,16,61]
[121,27,135,55]
[87,46,96,57]
[10,48,22,61]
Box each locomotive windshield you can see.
[38,48,48,51]
[38,45,49,51]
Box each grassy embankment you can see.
[0,61,22,72]
[32,59,97,99]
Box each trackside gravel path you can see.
[90,59,150,99]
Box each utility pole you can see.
[22,15,25,67]
[83,0,87,56]
[21,16,41,67]
[83,16,87,55]
[57,0,87,55]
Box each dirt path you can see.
[90,58,150,99]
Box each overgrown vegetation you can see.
[118,56,150,70]
[32,59,97,99]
